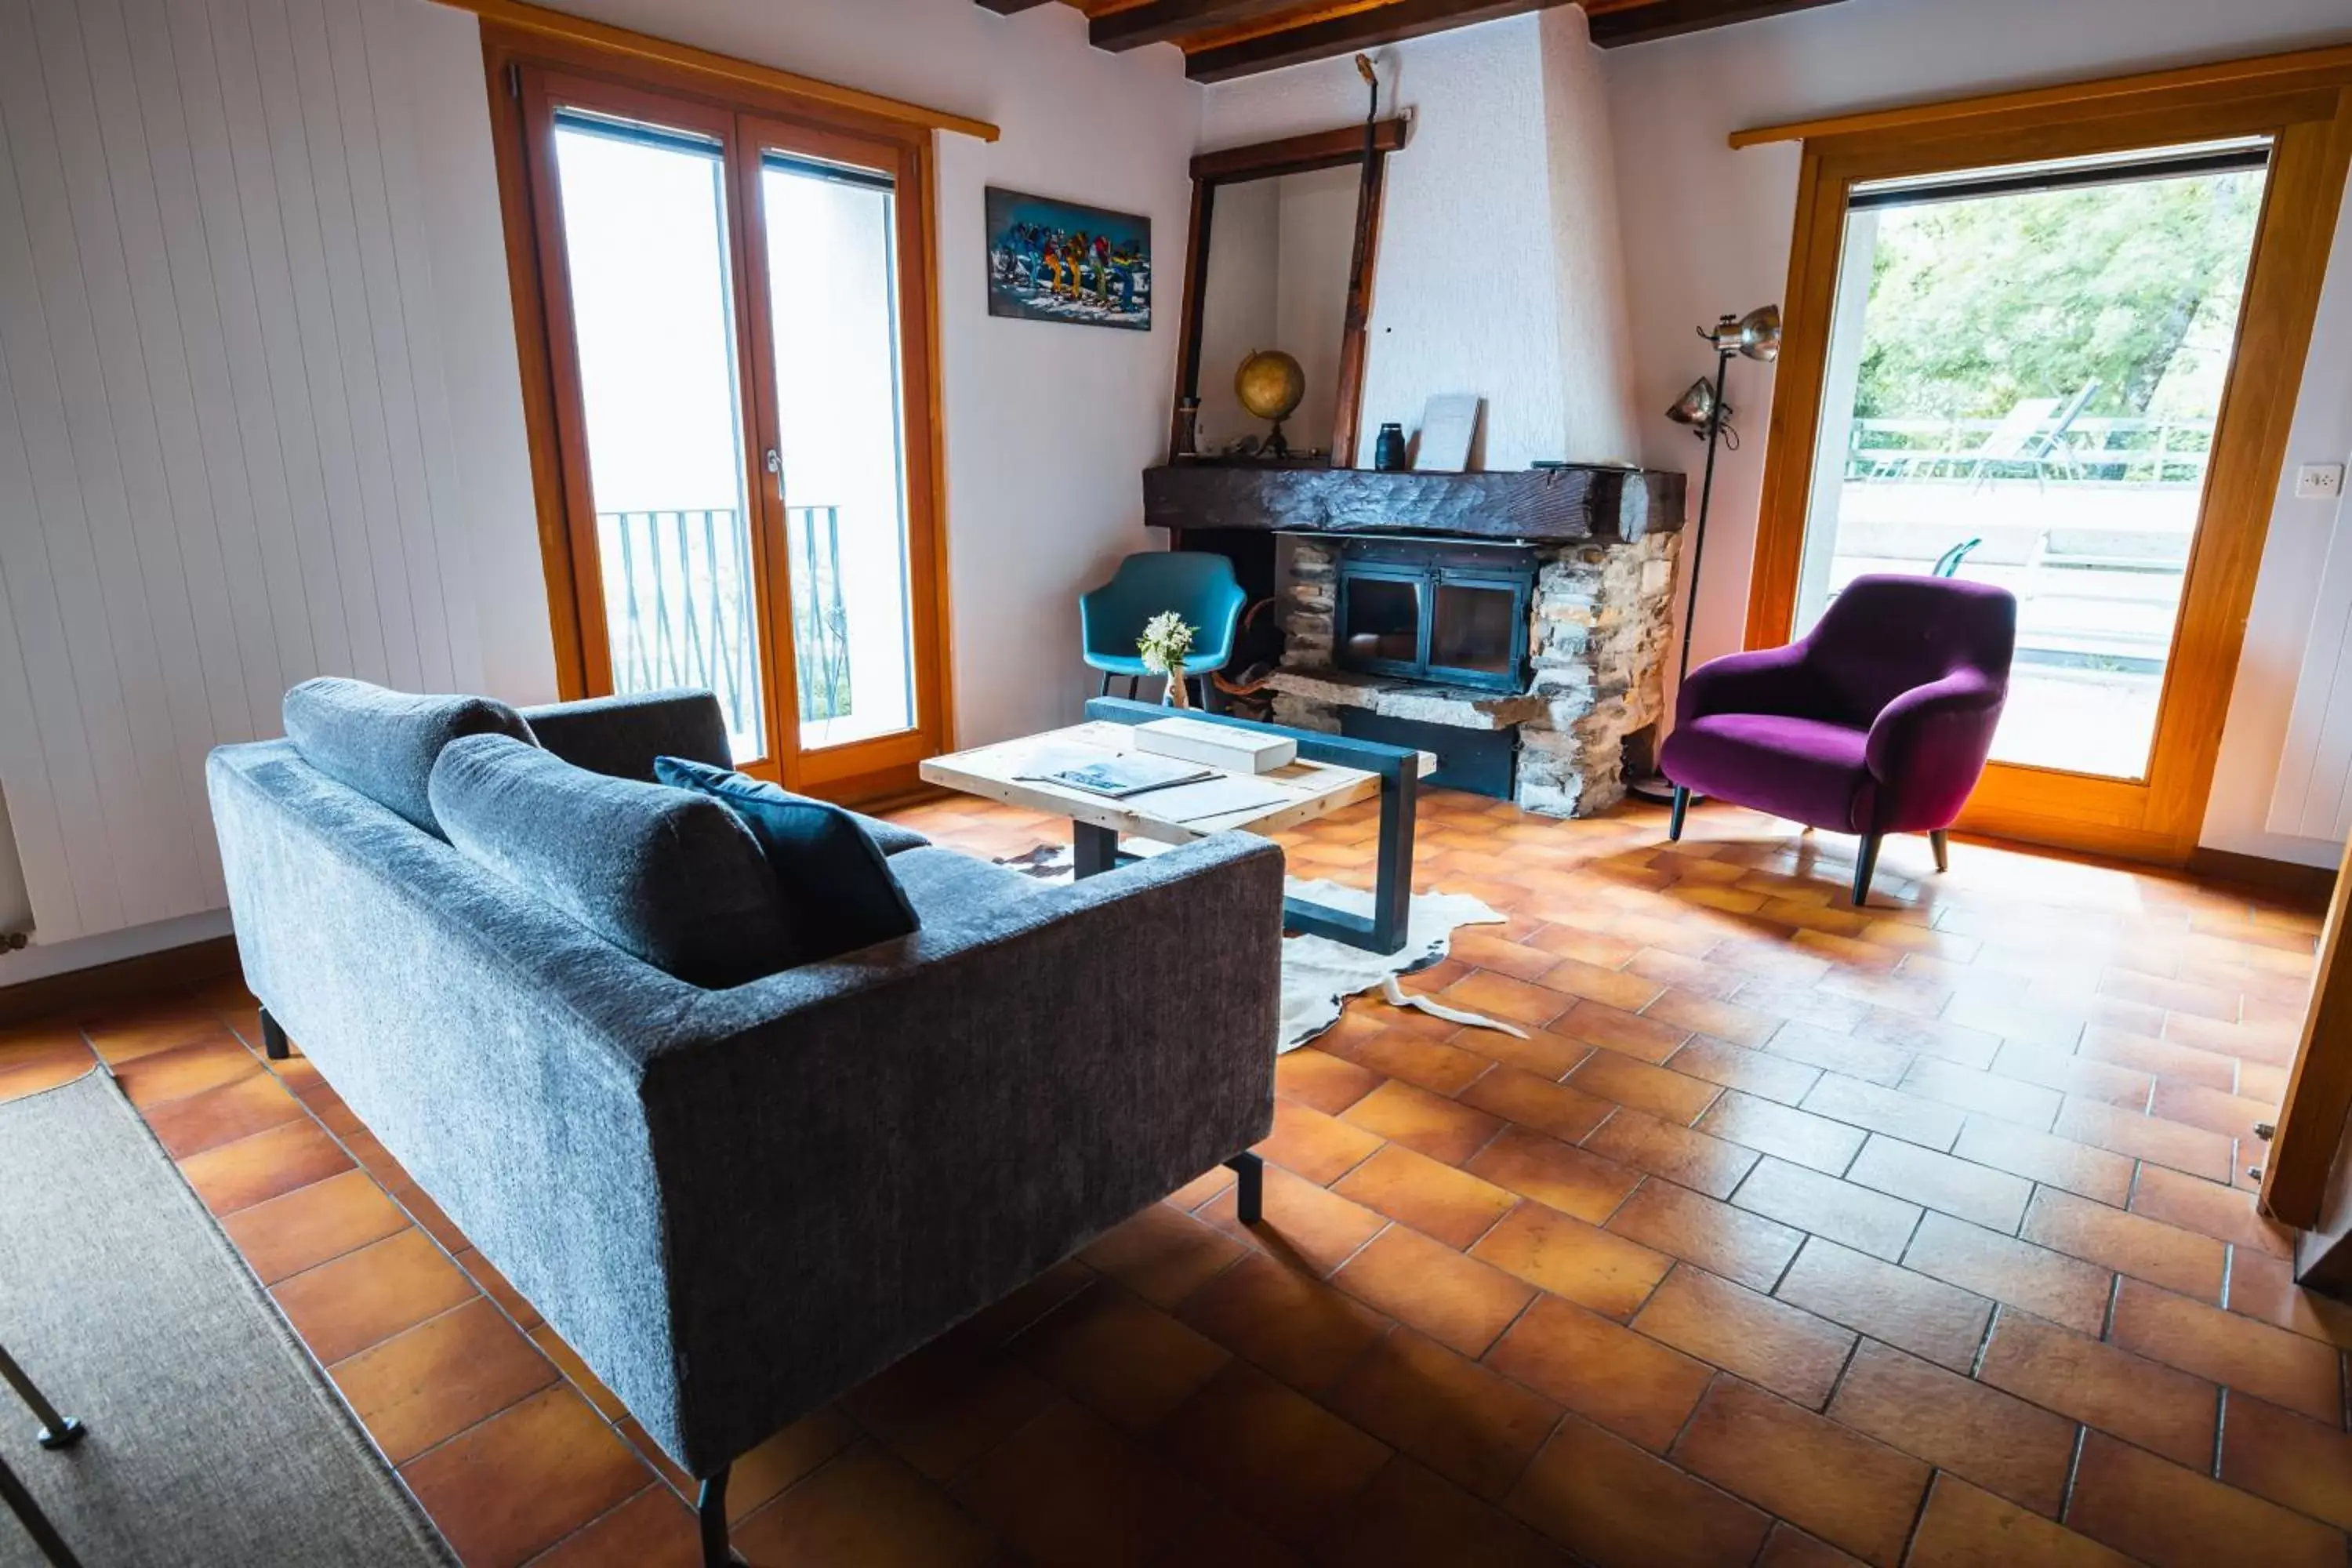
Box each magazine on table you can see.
[1015,747,1215,799]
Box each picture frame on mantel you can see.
[1414,394,1482,473]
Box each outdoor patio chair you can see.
[1966,380,2100,488]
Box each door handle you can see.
[764,448,785,506]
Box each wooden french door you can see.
[508,64,947,797]
[1742,60,2352,862]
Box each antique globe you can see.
[1235,348,1305,457]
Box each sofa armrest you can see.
[637,833,1285,1473]
[521,688,732,782]
[1676,641,1814,727]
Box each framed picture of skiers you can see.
[985,188,1151,331]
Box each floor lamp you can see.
[1627,303,1782,807]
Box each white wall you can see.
[0,0,547,984]
[1602,0,2352,866]
[1200,8,1639,468]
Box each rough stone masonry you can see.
[1268,532,1682,816]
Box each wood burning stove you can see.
[1332,537,1536,695]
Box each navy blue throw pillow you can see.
[653,757,919,964]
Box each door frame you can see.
[481,23,956,801]
[1739,50,2352,864]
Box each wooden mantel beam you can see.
[1184,0,1571,83]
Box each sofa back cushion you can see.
[654,756,919,964]
[284,677,537,837]
[430,735,789,987]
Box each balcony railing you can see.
[596,506,851,748]
[1845,416,2216,486]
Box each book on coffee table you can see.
[1015,749,1214,799]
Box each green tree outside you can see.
[1853,170,2265,426]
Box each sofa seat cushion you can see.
[655,757,919,964]
[430,735,789,987]
[1661,711,1876,833]
[284,677,536,837]
[886,846,1048,927]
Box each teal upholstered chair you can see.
[1080,552,1248,703]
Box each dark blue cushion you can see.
[653,757,919,964]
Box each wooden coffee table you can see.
[920,697,1433,953]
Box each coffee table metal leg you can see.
[1073,822,1120,878]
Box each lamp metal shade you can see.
[1702,304,1783,361]
[1735,303,1782,361]
[1666,378,1719,428]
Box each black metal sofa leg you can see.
[698,1467,732,1567]
[1668,786,1690,841]
[259,1006,289,1062]
[1225,1152,1264,1225]
[1851,833,1883,908]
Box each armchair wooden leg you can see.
[1668,787,1690,841]
[1929,829,1950,873]
[260,1007,290,1062]
[1225,1152,1264,1225]
[1851,833,1883,908]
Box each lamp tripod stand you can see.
[1626,303,1781,808]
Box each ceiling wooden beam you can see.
[974,0,1058,13]
[1093,0,1308,51]
[1584,0,1846,47]
[1184,0,1570,82]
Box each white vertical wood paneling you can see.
[0,0,499,944]
[2268,488,2352,841]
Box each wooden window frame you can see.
[1737,49,2352,865]
[481,21,958,803]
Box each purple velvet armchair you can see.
[1658,574,2017,906]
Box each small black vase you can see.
[1374,423,1408,472]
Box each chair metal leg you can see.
[697,1466,733,1568]
[1668,786,1690,841]
[259,1006,289,1062]
[1225,1152,1264,1225]
[1929,829,1950,874]
[0,1345,82,1452]
[0,1452,80,1568]
[1852,833,1883,908]
[1098,670,1112,698]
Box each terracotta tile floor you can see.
[7,789,2350,1566]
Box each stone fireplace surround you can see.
[1142,463,1686,817]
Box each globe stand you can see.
[1263,419,1292,459]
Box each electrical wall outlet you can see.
[2298,463,2346,500]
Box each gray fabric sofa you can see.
[207,686,1282,1565]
